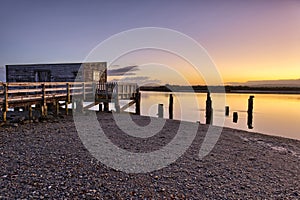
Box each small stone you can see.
[248,157,256,161]
[12,123,18,127]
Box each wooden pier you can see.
[0,81,139,122]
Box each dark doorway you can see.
[35,70,51,82]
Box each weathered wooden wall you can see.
[6,62,107,82]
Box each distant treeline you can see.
[140,85,300,93]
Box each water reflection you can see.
[140,91,300,140]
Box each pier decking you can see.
[0,81,139,122]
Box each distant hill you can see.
[227,79,300,88]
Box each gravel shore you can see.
[1,112,300,199]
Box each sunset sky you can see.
[0,0,299,85]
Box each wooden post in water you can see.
[233,112,238,123]
[135,88,141,115]
[2,83,8,122]
[158,104,164,118]
[225,106,230,116]
[206,92,213,124]
[169,94,173,119]
[247,95,254,129]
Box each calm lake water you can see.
[134,91,300,141]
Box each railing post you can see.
[82,82,85,100]
[41,83,47,117]
[2,83,8,122]
[114,83,120,113]
[92,82,96,100]
[65,83,70,115]
[67,83,71,103]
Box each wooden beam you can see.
[120,100,135,112]
[83,102,99,110]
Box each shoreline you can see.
[1,108,299,142]
[1,112,300,198]
[141,89,300,95]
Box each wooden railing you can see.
[96,82,138,100]
[0,82,93,107]
[0,81,139,121]
[0,81,138,109]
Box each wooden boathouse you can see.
[6,62,107,82]
[0,62,140,122]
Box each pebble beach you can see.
[1,112,300,199]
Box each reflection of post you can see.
[206,92,213,124]
[233,112,238,123]
[158,104,163,118]
[169,94,173,119]
[247,95,254,129]
[225,106,230,116]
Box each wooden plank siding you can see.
[6,62,107,83]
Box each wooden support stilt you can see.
[41,84,47,117]
[29,105,33,120]
[135,88,141,115]
[72,101,75,112]
[65,101,69,115]
[2,83,8,122]
[158,104,163,118]
[169,94,173,119]
[104,102,109,112]
[99,103,103,112]
[55,101,59,115]
[115,102,120,113]
[114,83,120,113]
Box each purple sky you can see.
[0,0,299,83]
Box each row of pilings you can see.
[156,93,254,129]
